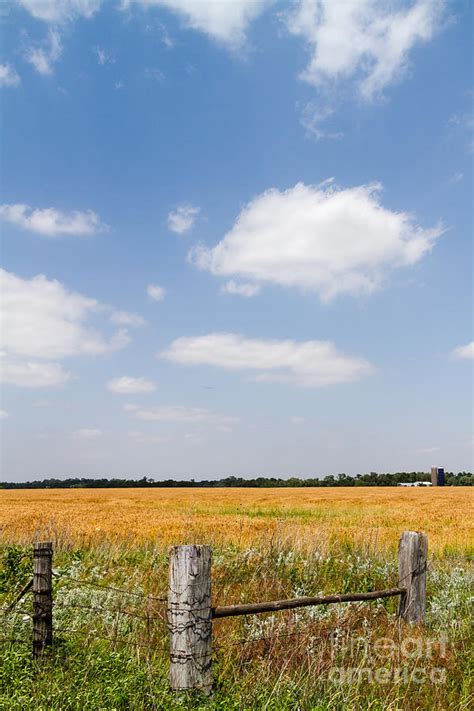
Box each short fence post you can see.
[168,545,212,694]
[397,531,427,624]
[32,541,53,658]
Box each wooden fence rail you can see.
[168,530,428,693]
[5,530,427,697]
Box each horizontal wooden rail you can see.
[212,587,406,619]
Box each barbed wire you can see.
[52,571,167,602]
[53,600,166,621]
[52,626,168,651]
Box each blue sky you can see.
[1,0,472,481]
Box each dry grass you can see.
[1,486,472,555]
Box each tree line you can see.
[1,471,472,489]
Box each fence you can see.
[2,531,427,695]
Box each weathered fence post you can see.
[168,545,212,694]
[397,531,427,624]
[32,541,53,658]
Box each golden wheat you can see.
[1,487,472,555]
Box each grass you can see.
[0,487,473,709]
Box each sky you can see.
[0,0,472,482]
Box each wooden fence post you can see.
[168,545,212,694]
[32,541,53,658]
[397,531,427,624]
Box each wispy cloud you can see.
[452,342,474,360]
[17,0,102,23]
[124,403,238,426]
[147,284,166,302]
[95,46,115,65]
[0,64,21,88]
[0,203,107,237]
[25,29,62,76]
[108,377,156,394]
[221,281,261,298]
[110,311,145,327]
[168,204,200,234]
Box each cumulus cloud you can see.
[24,29,62,75]
[452,342,474,360]
[167,204,200,234]
[110,311,145,327]
[0,357,71,388]
[122,0,271,49]
[0,269,130,387]
[17,0,102,23]
[190,181,443,302]
[147,284,166,301]
[0,64,21,87]
[125,403,238,426]
[221,280,261,298]
[0,203,106,237]
[0,409,10,419]
[161,332,373,387]
[108,377,156,394]
[286,0,445,100]
[72,428,102,439]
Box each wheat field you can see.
[1,486,472,555]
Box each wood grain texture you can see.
[168,545,212,693]
[32,541,53,658]
[212,587,405,619]
[398,531,427,624]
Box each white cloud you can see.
[299,102,343,142]
[25,29,62,75]
[0,409,10,419]
[190,181,443,302]
[110,311,145,327]
[1,269,129,360]
[125,402,238,425]
[0,203,106,237]
[17,0,102,23]
[161,332,373,387]
[221,280,261,298]
[452,342,474,360]
[0,64,21,88]
[94,46,115,65]
[108,376,156,394]
[0,357,71,388]
[448,171,464,185]
[286,0,445,100]
[122,0,271,49]
[0,269,131,387]
[72,428,102,439]
[147,284,166,301]
[167,204,200,234]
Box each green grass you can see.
[1,540,472,710]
